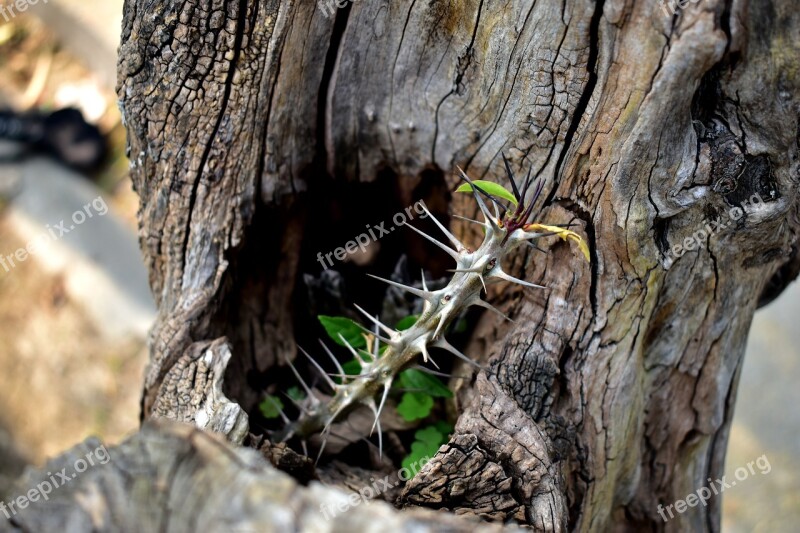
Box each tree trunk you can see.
[110,0,800,531]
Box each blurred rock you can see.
[0,157,153,339]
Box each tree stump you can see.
[97,0,800,530]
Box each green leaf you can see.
[318,316,366,349]
[333,358,363,385]
[456,180,518,206]
[397,392,434,421]
[358,348,375,362]
[286,386,305,402]
[259,395,284,419]
[434,420,455,436]
[415,425,445,447]
[399,369,453,398]
[401,426,448,473]
[343,358,362,374]
[395,315,419,331]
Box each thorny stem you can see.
[274,165,584,458]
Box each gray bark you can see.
[1,421,514,532]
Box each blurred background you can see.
[0,1,795,531]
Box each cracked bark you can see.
[2,421,516,532]
[31,0,798,531]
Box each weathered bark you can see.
[1,421,514,532]
[108,0,800,531]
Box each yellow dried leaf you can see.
[526,223,590,262]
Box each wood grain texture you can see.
[111,0,800,530]
[2,421,515,532]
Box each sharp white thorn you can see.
[418,203,466,251]
[282,393,312,415]
[298,346,337,390]
[365,399,378,436]
[366,399,384,459]
[285,357,315,398]
[491,269,548,290]
[433,304,456,339]
[315,431,328,465]
[404,222,460,260]
[524,241,547,254]
[471,298,515,323]
[371,378,392,437]
[327,372,369,379]
[317,402,349,463]
[418,342,439,368]
[318,340,345,376]
[412,365,471,380]
[456,166,500,231]
[279,429,295,443]
[452,213,490,232]
[264,396,291,424]
[318,427,362,463]
[367,273,435,303]
[447,265,489,291]
[338,333,369,366]
[376,417,383,459]
[353,303,396,337]
[520,231,549,240]
[492,200,500,220]
[367,401,384,459]
[277,407,291,425]
[434,337,485,370]
[353,321,394,346]
[420,269,428,292]
[371,327,381,359]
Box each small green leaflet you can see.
[395,315,419,331]
[401,425,451,473]
[397,392,434,421]
[456,180,518,206]
[259,395,284,419]
[395,369,452,421]
[433,420,455,436]
[286,386,305,402]
[342,358,362,375]
[398,369,452,398]
[318,316,366,349]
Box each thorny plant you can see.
[272,157,589,461]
